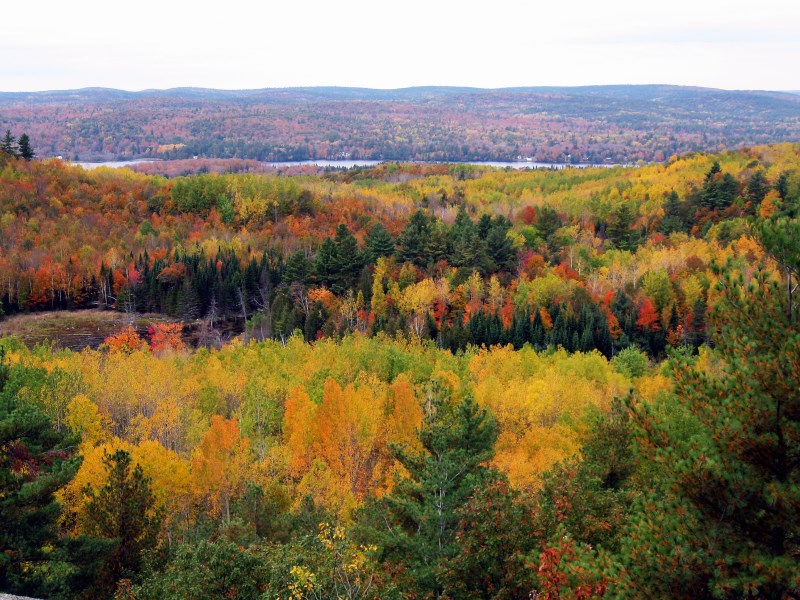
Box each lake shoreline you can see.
[70,157,626,171]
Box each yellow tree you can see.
[370,257,389,320]
[135,440,194,545]
[397,278,437,340]
[65,394,109,448]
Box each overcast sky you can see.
[3,0,799,92]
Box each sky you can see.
[3,0,799,92]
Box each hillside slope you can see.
[2,85,799,162]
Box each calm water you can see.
[270,159,384,169]
[74,159,158,170]
[73,159,620,171]
[463,161,616,169]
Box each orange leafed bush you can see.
[148,322,185,353]
[104,326,147,354]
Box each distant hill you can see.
[1,85,799,163]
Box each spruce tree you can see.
[333,223,363,293]
[17,134,34,161]
[659,190,687,235]
[313,237,339,288]
[607,203,640,252]
[283,250,310,285]
[365,223,395,262]
[0,130,16,157]
[397,210,434,267]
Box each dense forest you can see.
[1,143,799,598]
[1,143,798,358]
[2,85,800,163]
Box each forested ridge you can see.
[2,85,800,163]
[1,143,797,357]
[1,143,799,598]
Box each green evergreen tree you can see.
[746,170,770,204]
[752,201,800,321]
[700,162,739,210]
[397,210,434,267]
[534,205,563,252]
[365,223,395,262]
[17,134,34,161]
[0,348,110,597]
[333,223,363,293]
[607,203,640,252]
[689,297,707,348]
[303,301,327,341]
[177,278,201,320]
[133,539,267,600]
[283,250,310,285]
[486,220,516,273]
[82,449,162,596]
[313,237,339,288]
[441,480,538,599]
[610,256,800,598]
[658,190,687,235]
[449,208,487,273]
[537,397,635,552]
[426,222,450,267]
[360,386,499,596]
[0,130,16,157]
[775,171,790,201]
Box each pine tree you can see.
[752,199,800,321]
[0,348,110,597]
[365,223,395,262]
[613,256,800,598]
[775,172,790,200]
[746,170,770,204]
[360,386,499,596]
[333,223,363,293]
[426,223,450,266]
[485,220,516,273]
[0,130,17,157]
[82,449,162,595]
[607,203,640,252]
[689,297,707,348]
[397,210,434,267]
[17,134,34,161]
[659,190,687,235]
[534,205,563,252]
[450,208,483,271]
[700,162,738,210]
[283,250,310,285]
[313,237,339,288]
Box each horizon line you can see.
[2,83,799,95]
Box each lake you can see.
[72,159,620,171]
[74,159,159,170]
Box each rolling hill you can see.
[2,84,799,163]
